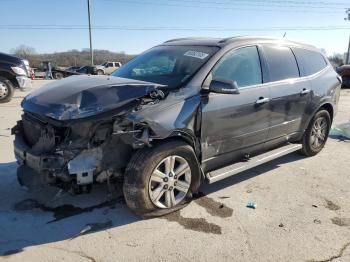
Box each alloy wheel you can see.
[149,155,191,209]
[310,116,328,149]
[0,81,8,99]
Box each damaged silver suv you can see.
[12,37,341,217]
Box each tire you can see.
[300,110,331,156]
[54,72,64,79]
[96,70,104,75]
[0,79,14,103]
[123,140,201,217]
[341,77,350,89]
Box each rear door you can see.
[201,46,271,171]
[261,45,312,143]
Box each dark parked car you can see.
[66,66,81,72]
[75,65,97,75]
[336,65,350,88]
[12,37,341,217]
[0,52,32,103]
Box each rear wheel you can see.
[300,110,331,156]
[0,79,14,103]
[123,141,201,217]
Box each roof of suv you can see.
[162,36,317,51]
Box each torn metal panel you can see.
[67,147,102,185]
[128,94,201,139]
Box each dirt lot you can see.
[0,80,349,262]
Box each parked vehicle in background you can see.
[12,37,341,217]
[66,66,81,72]
[336,65,350,88]
[0,52,32,103]
[33,65,99,80]
[75,65,98,75]
[95,61,122,75]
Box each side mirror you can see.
[208,78,240,94]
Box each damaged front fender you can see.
[127,93,202,155]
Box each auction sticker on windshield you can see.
[184,50,209,59]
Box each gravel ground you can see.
[0,80,349,262]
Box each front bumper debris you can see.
[14,132,64,175]
[16,76,32,90]
[12,115,135,192]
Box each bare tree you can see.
[11,45,37,61]
[9,46,135,68]
[12,45,36,64]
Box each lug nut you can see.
[169,173,173,177]
[174,175,177,179]
[164,185,168,189]
[174,181,177,186]
[163,177,168,182]
[169,186,173,190]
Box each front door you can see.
[201,46,271,172]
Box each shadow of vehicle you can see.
[0,152,303,256]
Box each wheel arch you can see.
[318,103,334,123]
[151,130,205,181]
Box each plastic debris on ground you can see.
[329,122,350,140]
[246,201,257,209]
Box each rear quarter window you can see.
[263,45,299,82]
[291,48,328,76]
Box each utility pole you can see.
[87,0,94,66]
[345,8,350,64]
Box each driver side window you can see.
[212,46,262,88]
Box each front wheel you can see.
[0,79,14,103]
[123,140,201,217]
[96,69,104,75]
[300,110,331,156]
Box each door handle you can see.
[300,88,311,95]
[255,97,270,105]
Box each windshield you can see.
[112,45,219,88]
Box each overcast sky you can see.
[0,0,349,55]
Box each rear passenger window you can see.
[292,48,327,76]
[212,46,262,88]
[263,45,299,82]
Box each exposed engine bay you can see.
[11,76,191,193]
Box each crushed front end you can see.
[11,76,167,193]
[12,110,145,192]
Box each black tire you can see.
[341,77,350,89]
[300,110,331,156]
[123,140,201,217]
[54,72,64,79]
[0,78,14,103]
[96,70,104,75]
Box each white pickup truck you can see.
[95,61,122,75]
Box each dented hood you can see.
[22,75,162,121]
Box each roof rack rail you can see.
[218,36,250,44]
[164,37,208,43]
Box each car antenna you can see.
[283,32,286,38]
